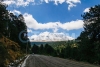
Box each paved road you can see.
[24,54,99,67]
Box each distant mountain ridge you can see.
[31,41,67,46]
[31,41,56,45]
[30,32,74,42]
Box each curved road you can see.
[24,54,99,67]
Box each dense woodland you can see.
[0,2,31,52]
[32,4,100,65]
[0,1,31,67]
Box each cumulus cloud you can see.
[27,29,33,33]
[3,0,34,6]
[66,0,81,10]
[3,0,81,10]
[58,20,84,30]
[2,0,15,5]
[10,10,21,15]
[29,31,74,42]
[54,0,65,5]
[83,7,90,13]
[23,13,84,31]
[42,0,81,10]
[44,0,49,3]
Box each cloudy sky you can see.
[3,0,100,42]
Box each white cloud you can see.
[66,0,81,10]
[83,8,90,13]
[16,0,34,6]
[54,0,65,5]
[3,0,81,10]
[10,10,21,15]
[53,28,58,33]
[29,31,74,42]
[3,0,34,6]
[44,0,81,10]
[2,0,15,5]
[44,0,49,3]
[27,29,33,33]
[58,20,84,30]
[23,13,84,31]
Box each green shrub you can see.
[0,43,9,67]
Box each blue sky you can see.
[3,0,100,42]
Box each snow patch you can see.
[21,55,30,67]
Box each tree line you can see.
[32,44,56,56]
[31,41,79,59]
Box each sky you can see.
[2,0,100,42]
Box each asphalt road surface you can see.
[24,54,99,67]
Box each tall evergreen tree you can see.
[82,4,100,42]
[32,44,39,54]
[0,2,8,36]
[78,4,100,64]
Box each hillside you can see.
[0,2,30,66]
[0,34,25,67]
